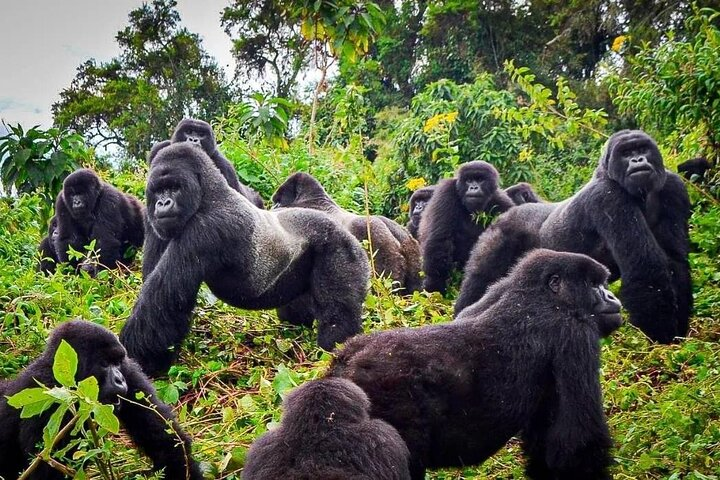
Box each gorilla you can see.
[242,378,411,480]
[456,130,692,344]
[328,249,621,480]
[37,216,59,273]
[677,157,711,180]
[0,321,202,480]
[418,161,514,293]
[272,172,421,292]
[505,182,543,205]
[120,143,369,376]
[53,169,144,275]
[406,186,435,239]
[142,119,265,279]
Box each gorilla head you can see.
[271,172,329,210]
[146,143,206,239]
[171,118,219,154]
[44,321,128,404]
[456,161,501,212]
[601,130,666,197]
[62,169,102,220]
[505,182,542,205]
[408,186,435,222]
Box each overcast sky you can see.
[0,0,236,129]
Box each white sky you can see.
[0,0,236,129]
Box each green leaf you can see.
[42,403,69,449]
[53,339,78,387]
[77,376,99,401]
[7,387,47,407]
[93,403,120,434]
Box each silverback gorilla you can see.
[242,378,411,480]
[328,249,622,480]
[0,321,202,480]
[143,118,264,278]
[120,143,369,376]
[53,169,144,275]
[418,161,514,293]
[272,172,422,292]
[505,182,543,205]
[406,186,435,239]
[456,130,692,344]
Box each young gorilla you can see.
[677,157,711,180]
[328,249,622,480]
[0,321,202,480]
[37,216,60,273]
[53,169,144,275]
[272,172,422,292]
[418,161,514,293]
[143,118,265,278]
[406,186,435,239]
[120,143,369,376]
[455,130,692,344]
[505,182,543,205]
[242,378,411,480]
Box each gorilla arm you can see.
[117,357,203,479]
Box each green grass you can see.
[1,190,719,479]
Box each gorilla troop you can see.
[243,378,411,480]
[328,249,622,480]
[121,143,369,376]
[52,169,144,275]
[418,161,514,294]
[0,321,202,480]
[143,118,265,278]
[406,185,435,239]
[456,130,692,344]
[272,172,422,292]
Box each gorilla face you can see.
[173,119,217,154]
[146,151,203,240]
[62,169,101,219]
[605,130,667,197]
[456,162,499,213]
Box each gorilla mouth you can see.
[629,166,653,176]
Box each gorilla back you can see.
[120,143,369,376]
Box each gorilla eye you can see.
[548,275,561,293]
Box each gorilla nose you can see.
[155,197,174,215]
[601,287,621,311]
[72,198,84,208]
[631,155,648,164]
[111,368,128,395]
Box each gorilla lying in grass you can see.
[243,378,410,480]
[121,143,370,376]
[0,321,202,480]
[456,130,692,344]
[328,249,622,480]
[272,172,421,292]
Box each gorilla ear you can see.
[548,274,561,294]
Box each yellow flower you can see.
[611,35,628,53]
[406,178,427,191]
[423,111,459,133]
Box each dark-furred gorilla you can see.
[677,157,711,180]
[272,172,421,292]
[0,321,202,480]
[328,249,622,480]
[143,119,265,278]
[242,378,411,480]
[120,143,369,376]
[53,169,144,275]
[505,182,543,205]
[406,186,435,239]
[418,161,514,293]
[37,216,59,273]
[456,130,692,344]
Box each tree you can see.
[52,0,232,159]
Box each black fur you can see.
[0,321,202,480]
[37,216,59,274]
[677,157,711,180]
[143,118,265,278]
[418,161,514,294]
[120,143,369,376]
[328,249,621,480]
[53,169,144,275]
[505,182,543,205]
[456,130,692,344]
[242,378,411,480]
[273,172,421,292]
[406,186,435,239]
